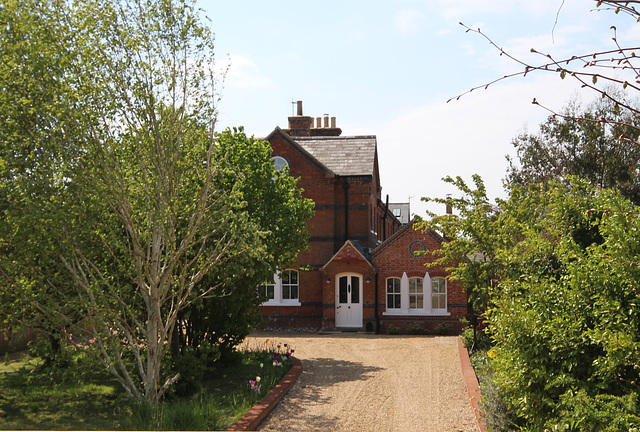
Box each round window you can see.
[272,156,289,172]
[409,240,427,257]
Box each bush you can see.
[487,182,640,429]
[433,323,451,335]
[549,390,640,432]
[385,325,399,335]
[472,352,518,432]
[168,341,220,397]
[406,322,425,335]
[461,326,492,352]
[27,336,109,384]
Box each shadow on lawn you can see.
[0,364,127,430]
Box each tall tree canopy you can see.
[505,95,640,204]
[0,0,313,404]
[424,177,640,430]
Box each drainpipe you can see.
[382,194,389,241]
[343,179,350,241]
[374,271,380,334]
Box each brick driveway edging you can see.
[227,357,303,431]
[457,337,487,432]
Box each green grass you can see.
[0,356,129,430]
[0,343,293,431]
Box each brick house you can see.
[259,102,466,334]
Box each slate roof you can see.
[371,220,445,257]
[293,136,377,176]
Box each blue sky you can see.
[199,0,637,217]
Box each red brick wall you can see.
[373,228,467,334]
[263,131,462,334]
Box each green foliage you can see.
[487,180,640,430]
[432,323,451,335]
[173,128,314,367]
[551,390,640,432]
[0,343,295,431]
[472,350,517,432]
[406,322,425,335]
[419,175,504,340]
[427,174,640,429]
[27,337,73,371]
[461,326,492,352]
[0,0,312,406]
[385,325,400,335]
[505,94,640,204]
[167,341,220,396]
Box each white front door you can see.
[335,273,363,328]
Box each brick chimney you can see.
[287,101,313,137]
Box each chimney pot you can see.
[316,117,322,128]
[323,114,329,128]
[445,194,453,215]
[287,101,312,137]
[331,117,336,128]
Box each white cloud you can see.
[220,54,273,89]
[394,9,426,36]
[360,74,584,218]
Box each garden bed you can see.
[0,338,294,430]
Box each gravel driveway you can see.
[243,332,479,432]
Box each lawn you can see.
[0,339,293,430]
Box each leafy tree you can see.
[419,175,504,348]
[505,94,640,204]
[489,179,640,430]
[172,128,313,381]
[0,0,312,406]
[426,176,640,429]
[443,2,640,428]
[0,0,88,350]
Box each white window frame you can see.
[272,155,289,172]
[409,277,424,311]
[263,274,276,301]
[383,272,450,316]
[261,269,301,306]
[431,277,447,314]
[386,277,401,311]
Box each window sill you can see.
[261,301,301,307]
[382,311,451,317]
